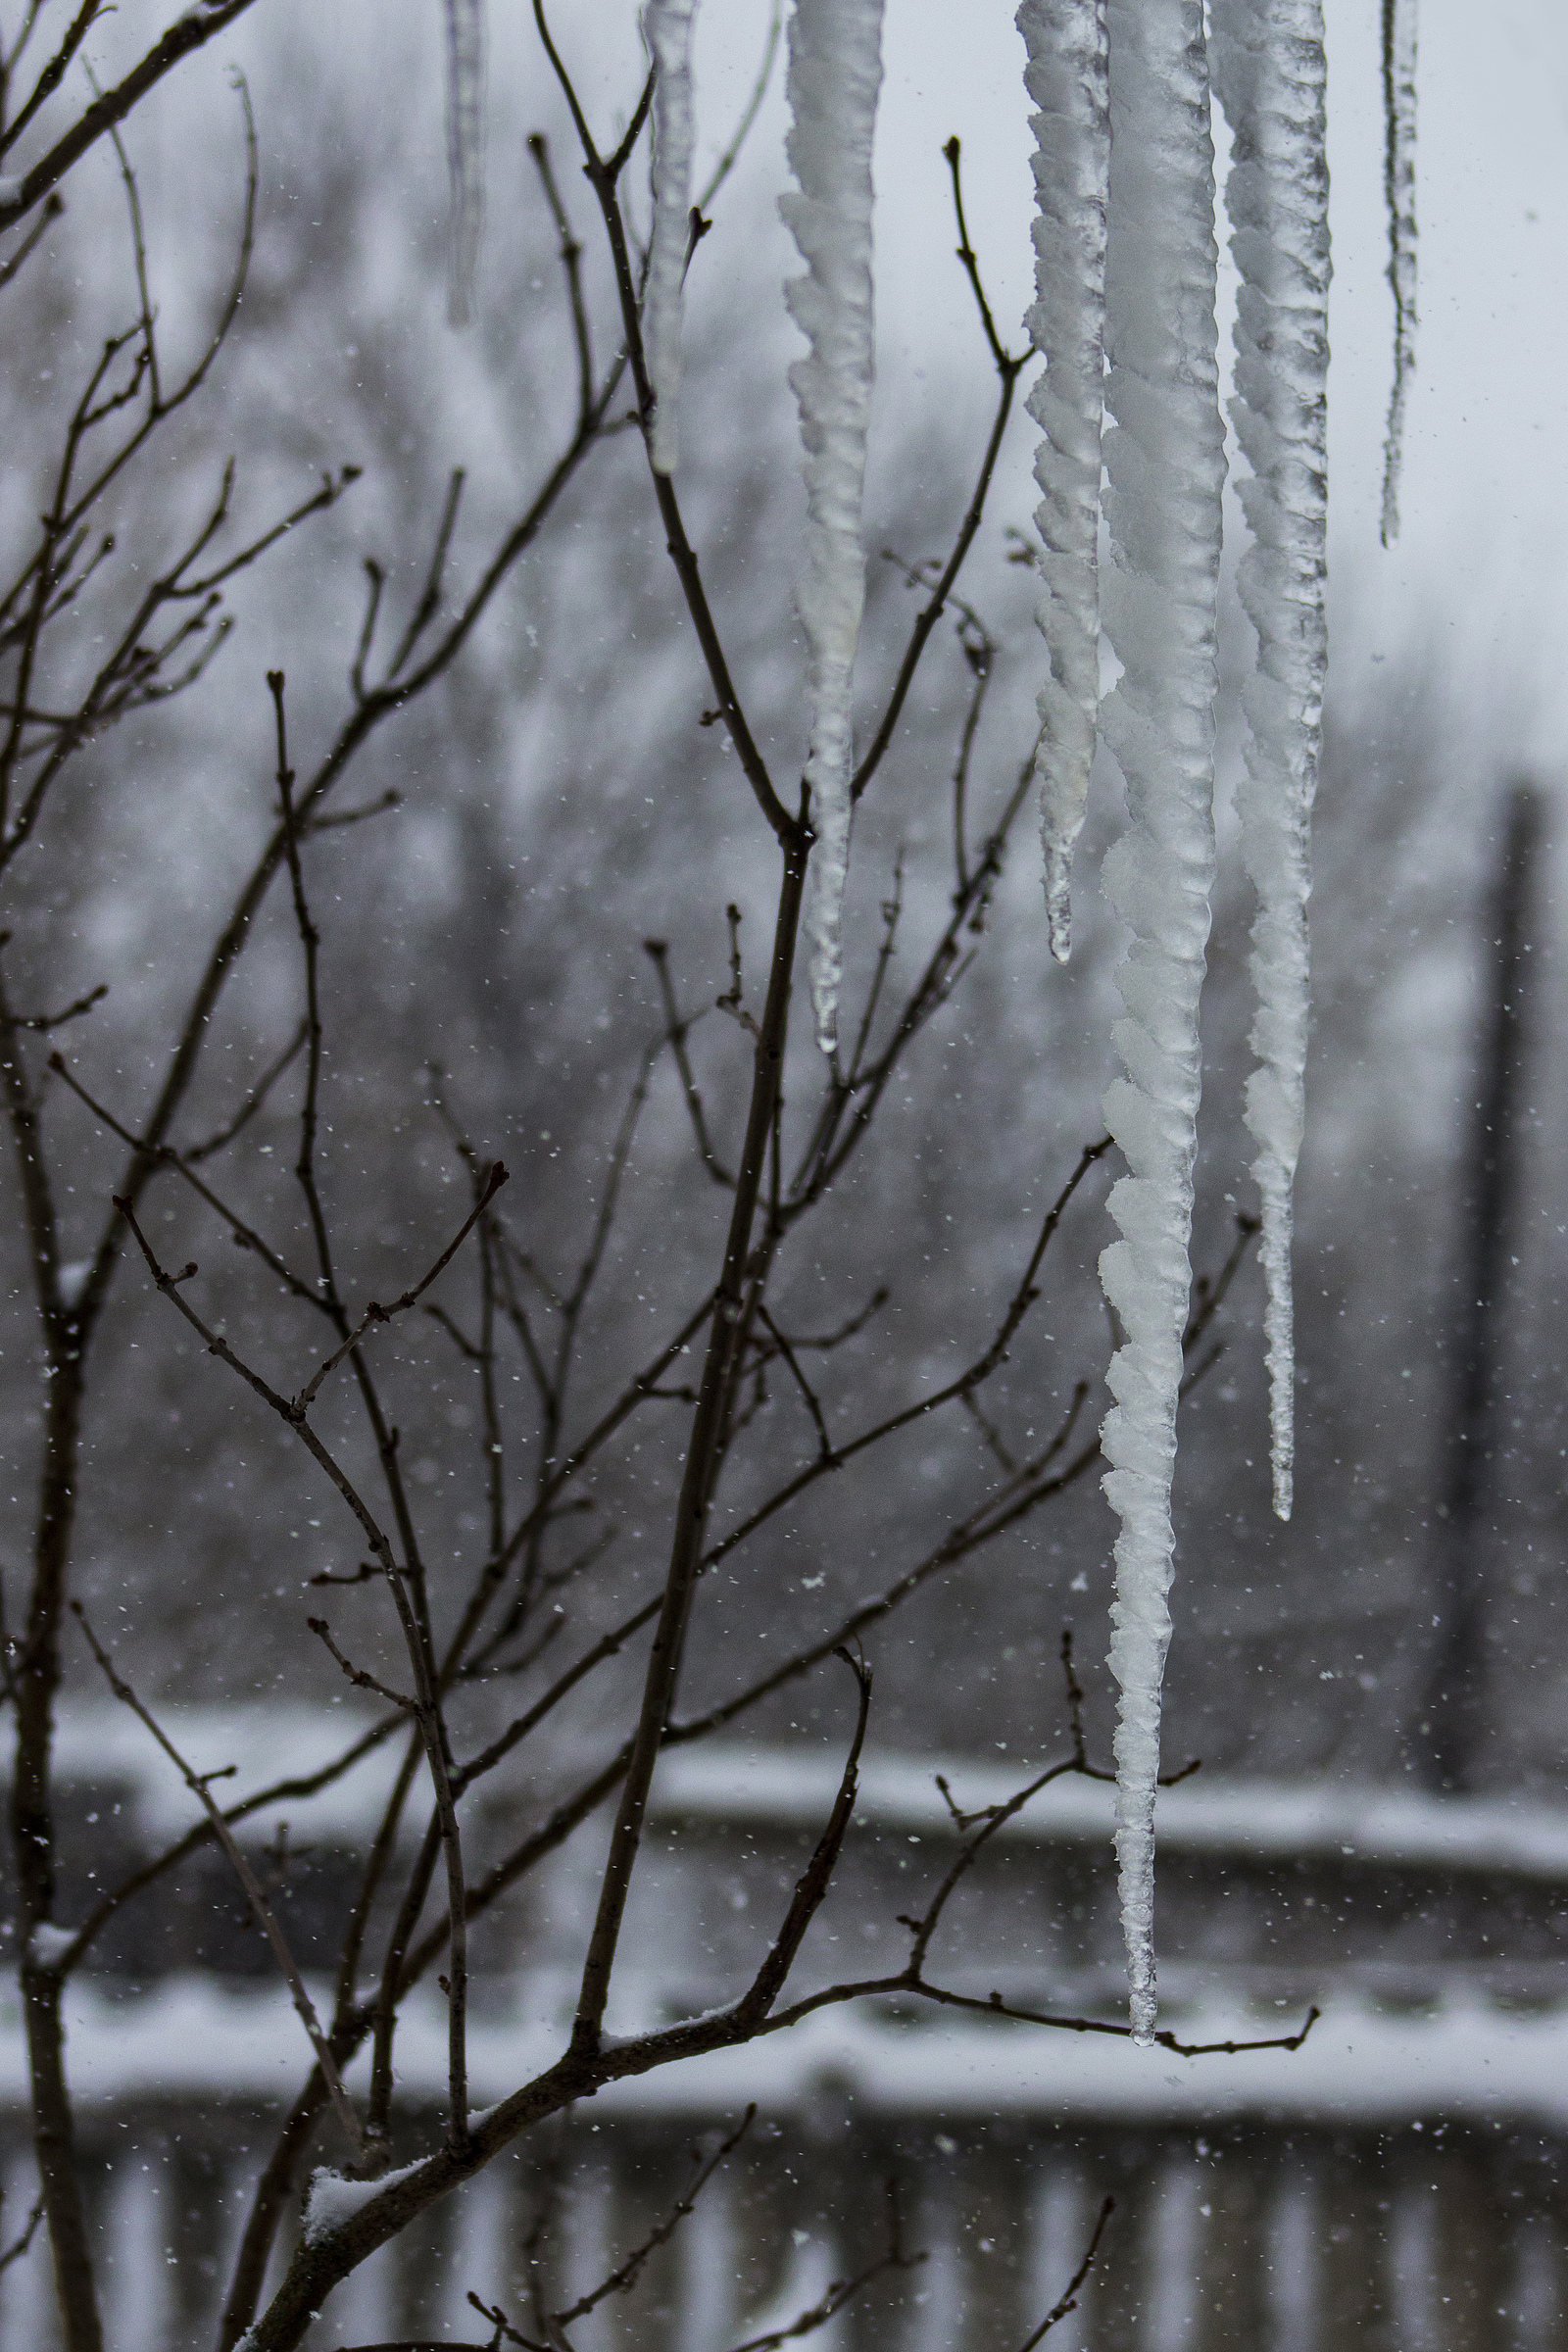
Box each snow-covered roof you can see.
[38,1702,402,1843]
[652,1742,1568,1883]
[26,1710,1568,1884]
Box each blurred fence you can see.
[0,2108,1559,2351]
[0,1719,1564,2348]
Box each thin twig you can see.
[294,1160,508,1415]
[551,2107,756,2326]
[71,1605,368,2162]
[0,2191,45,2276]
[645,938,734,1187]
[1014,2196,1115,2351]
[694,0,782,212]
[851,140,1026,803]
[527,134,593,430]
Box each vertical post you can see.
[1422,782,1542,1789]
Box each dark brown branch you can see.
[725,2178,923,2352]
[310,1619,416,1716]
[183,1021,309,1163]
[71,1605,367,2160]
[645,936,734,1187]
[942,133,1012,372]
[569,826,808,2055]
[1015,2196,1115,2351]
[755,1304,832,1460]
[3,980,105,1033]
[49,1053,323,1306]
[709,1138,1112,1574]
[295,1160,508,1414]
[0,2191,45,2277]
[531,2,797,849]
[734,1650,871,2026]
[548,2107,756,2328]
[0,1,102,164]
[307,787,403,832]
[694,0,781,212]
[794,750,1036,1203]
[57,1708,403,1981]
[0,0,262,232]
[0,188,61,289]
[851,142,1027,805]
[526,133,593,429]
[117,1186,475,2152]
[385,472,466,682]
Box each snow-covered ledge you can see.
[651,1742,1568,1885]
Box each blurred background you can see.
[0,0,1562,1779]
[1,1,1567,2344]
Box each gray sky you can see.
[518,0,1568,765]
[194,0,1568,774]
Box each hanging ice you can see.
[1097,0,1225,2045]
[779,0,884,1054]
[1016,0,1108,963]
[1378,0,1417,545]
[644,0,700,475]
[1210,0,1330,1524]
[444,0,485,327]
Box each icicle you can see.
[644,0,700,475]
[1379,0,1417,545]
[1016,0,1108,964]
[1210,0,1330,1525]
[1097,0,1225,2046]
[444,0,485,328]
[779,0,885,1055]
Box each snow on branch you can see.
[644,0,699,474]
[444,0,486,326]
[780,0,885,1054]
[1017,0,1108,963]
[1210,0,1330,1524]
[1096,0,1226,2045]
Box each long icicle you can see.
[1211,0,1330,1525]
[779,0,885,1055]
[644,0,700,475]
[1378,0,1417,545]
[1016,0,1108,964]
[443,0,485,328]
[1097,0,1226,2046]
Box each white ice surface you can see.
[1016,0,1108,962]
[1096,0,1226,2046]
[1379,0,1418,543]
[644,0,699,473]
[779,0,884,1053]
[1210,0,1330,1525]
[444,0,485,326]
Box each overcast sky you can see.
[483,0,1568,774]
[171,0,1568,788]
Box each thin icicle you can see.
[779,0,884,1055]
[1211,0,1330,1525]
[444,0,485,328]
[1097,0,1225,2046]
[1016,0,1108,963]
[1379,0,1417,545]
[644,0,700,476]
